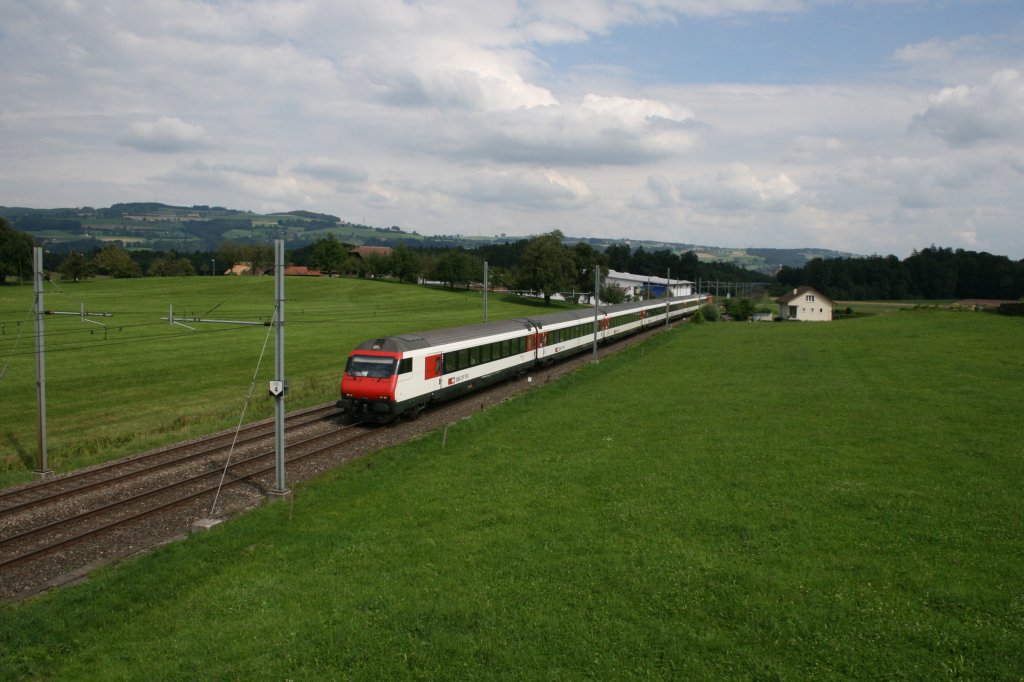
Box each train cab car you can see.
[338,318,538,423]
[337,338,413,422]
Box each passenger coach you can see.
[338,294,706,422]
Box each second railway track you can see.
[0,402,369,599]
[0,419,377,572]
[0,403,342,519]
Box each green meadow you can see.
[0,277,563,487]
[1,305,1021,679]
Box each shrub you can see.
[700,303,720,321]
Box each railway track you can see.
[0,403,340,517]
[0,321,680,600]
[0,403,373,598]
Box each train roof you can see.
[351,295,699,354]
[525,308,597,328]
[525,296,690,328]
[353,318,535,353]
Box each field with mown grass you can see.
[0,277,568,488]
[1,309,1021,679]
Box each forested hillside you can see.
[777,247,1023,300]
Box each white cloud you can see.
[444,167,593,209]
[364,184,400,208]
[910,69,1024,147]
[364,60,558,111]
[407,91,701,167]
[676,164,801,213]
[293,157,368,185]
[789,135,843,157]
[117,117,211,153]
[1,0,1023,259]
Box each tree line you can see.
[777,246,1024,301]
[3,217,1021,302]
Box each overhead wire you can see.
[0,319,264,357]
[208,303,279,518]
[0,298,36,385]
[0,289,500,358]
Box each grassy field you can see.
[1,308,1021,679]
[836,300,958,314]
[0,277,569,487]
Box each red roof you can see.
[349,246,393,258]
[775,286,834,306]
[284,266,321,276]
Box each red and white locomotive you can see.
[337,294,707,423]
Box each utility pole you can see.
[483,261,489,323]
[592,268,599,364]
[269,239,289,498]
[33,247,52,478]
[666,268,671,327]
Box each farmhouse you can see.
[606,269,694,299]
[775,286,834,321]
[226,262,259,276]
[349,246,393,261]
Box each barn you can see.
[605,269,694,300]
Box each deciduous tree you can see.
[309,234,347,275]
[519,231,575,305]
[58,251,92,281]
[390,244,422,283]
[0,217,34,285]
[147,256,196,277]
[216,240,246,274]
[572,242,609,303]
[91,243,141,278]
[246,243,274,274]
[431,250,477,289]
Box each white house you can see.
[606,269,694,300]
[775,286,834,321]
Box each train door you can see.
[425,353,443,388]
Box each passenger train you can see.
[337,294,708,423]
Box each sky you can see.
[1,1,1023,260]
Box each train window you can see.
[481,344,491,363]
[500,340,509,358]
[469,347,480,366]
[346,355,396,378]
[447,351,459,373]
[457,349,469,370]
[399,358,413,374]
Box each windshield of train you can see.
[346,355,396,378]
